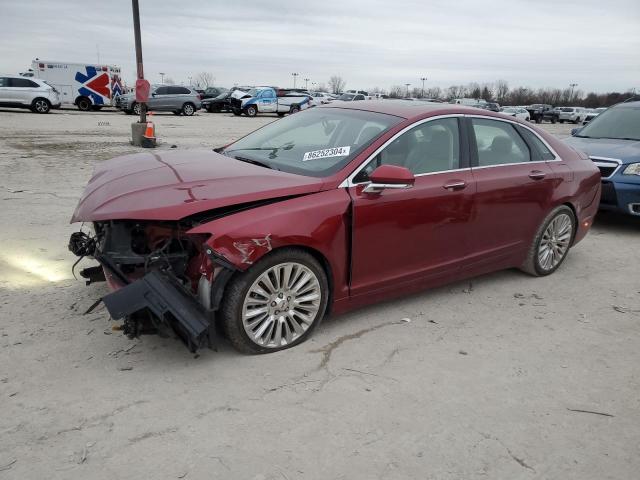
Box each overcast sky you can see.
[1,0,638,93]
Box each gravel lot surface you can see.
[0,107,638,480]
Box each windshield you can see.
[577,106,640,140]
[222,107,402,177]
[502,108,516,113]
[214,92,227,99]
[560,108,574,112]
[339,94,355,101]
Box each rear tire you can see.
[31,98,51,114]
[232,108,242,116]
[520,205,576,277]
[220,248,329,354]
[290,105,301,114]
[76,97,91,111]
[573,117,580,124]
[182,102,196,116]
[551,117,557,124]
[277,112,285,117]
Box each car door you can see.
[0,77,9,104]
[148,86,168,109]
[465,116,556,267]
[257,89,277,112]
[7,77,37,105]
[348,116,476,296]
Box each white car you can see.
[308,91,333,105]
[500,107,530,121]
[0,74,61,113]
[558,107,587,124]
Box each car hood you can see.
[71,150,326,222]
[563,137,640,164]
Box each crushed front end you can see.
[69,220,235,352]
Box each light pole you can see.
[304,78,309,90]
[420,77,427,98]
[405,83,411,98]
[159,72,165,84]
[188,76,192,86]
[569,83,578,101]
[292,72,299,89]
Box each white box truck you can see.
[27,59,123,111]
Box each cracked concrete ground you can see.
[0,107,639,479]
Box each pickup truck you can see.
[230,87,311,117]
[526,104,559,124]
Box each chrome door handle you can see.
[529,170,546,180]
[443,180,467,190]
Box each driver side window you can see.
[354,118,460,182]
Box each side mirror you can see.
[363,165,415,194]
[571,127,581,136]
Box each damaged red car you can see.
[69,102,601,353]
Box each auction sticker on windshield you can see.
[303,146,351,161]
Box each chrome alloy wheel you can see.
[242,262,322,348]
[34,99,49,113]
[538,213,572,271]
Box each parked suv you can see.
[0,75,61,113]
[118,85,202,116]
[558,107,587,124]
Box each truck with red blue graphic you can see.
[28,59,123,111]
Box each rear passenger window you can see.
[168,86,190,95]
[155,86,169,95]
[0,77,7,87]
[9,78,38,88]
[471,118,530,166]
[517,127,556,161]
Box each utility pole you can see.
[405,83,411,98]
[130,0,154,147]
[159,72,165,84]
[132,0,146,124]
[569,83,578,102]
[420,77,427,98]
[304,78,309,90]
[292,72,299,89]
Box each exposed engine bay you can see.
[69,220,235,352]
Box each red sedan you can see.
[69,101,601,353]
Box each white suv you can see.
[558,106,587,124]
[0,75,62,113]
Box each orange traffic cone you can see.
[141,121,156,148]
[143,121,155,139]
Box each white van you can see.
[27,59,123,111]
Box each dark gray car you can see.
[118,85,202,116]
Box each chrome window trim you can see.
[339,114,465,187]
[464,114,563,161]
[590,156,622,179]
[338,113,564,188]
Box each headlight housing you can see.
[622,163,640,176]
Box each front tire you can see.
[31,98,51,114]
[245,105,258,117]
[132,102,142,115]
[521,205,576,277]
[220,248,329,354]
[232,108,242,116]
[76,97,91,111]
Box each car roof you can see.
[318,99,508,120]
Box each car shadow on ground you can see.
[593,210,640,232]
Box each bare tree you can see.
[316,83,329,92]
[195,72,214,88]
[495,79,509,104]
[388,85,405,98]
[328,75,346,94]
[425,86,442,100]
